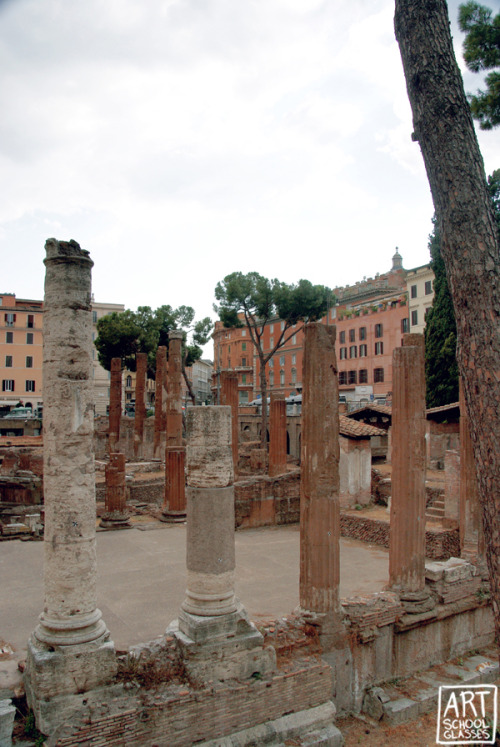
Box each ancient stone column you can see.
[133,352,147,458]
[170,406,275,681]
[108,357,122,453]
[25,239,116,732]
[389,334,431,610]
[459,380,485,559]
[220,371,239,477]
[153,345,167,460]
[100,453,130,529]
[269,392,287,478]
[300,323,340,614]
[162,331,186,521]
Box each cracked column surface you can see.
[153,345,167,459]
[26,239,116,731]
[389,334,428,598]
[133,352,147,458]
[269,392,287,478]
[299,323,340,614]
[108,357,122,452]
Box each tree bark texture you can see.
[394,0,500,648]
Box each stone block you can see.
[382,697,419,725]
[0,699,15,747]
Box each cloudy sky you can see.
[1,0,498,354]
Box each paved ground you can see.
[0,523,389,658]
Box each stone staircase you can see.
[426,496,445,520]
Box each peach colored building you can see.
[0,293,43,411]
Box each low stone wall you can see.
[235,470,300,528]
[340,514,460,560]
[52,660,333,747]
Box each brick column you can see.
[300,323,340,614]
[170,406,275,682]
[162,331,186,521]
[153,345,167,460]
[389,334,432,611]
[133,352,147,458]
[25,239,116,734]
[108,357,122,453]
[459,380,485,560]
[269,392,287,478]
[220,371,239,477]
[100,453,130,529]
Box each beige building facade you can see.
[406,264,435,334]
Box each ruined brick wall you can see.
[235,471,300,528]
[426,420,460,469]
[94,418,156,460]
[54,662,332,747]
[340,514,460,559]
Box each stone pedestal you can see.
[24,239,116,735]
[169,406,275,682]
[389,334,432,612]
[153,345,167,460]
[100,453,131,529]
[269,393,287,478]
[133,352,147,458]
[108,357,122,453]
[300,323,340,615]
[220,371,239,477]
[162,331,186,521]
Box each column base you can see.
[24,633,117,735]
[99,511,131,530]
[168,604,276,682]
[159,509,186,523]
[399,589,436,614]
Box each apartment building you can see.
[406,264,435,333]
[0,293,44,411]
[0,292,124,415]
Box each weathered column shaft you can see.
[459,380,484,556]
[220,371,239,477]
[300,323,340,613]
[154,346,167,459]
[163,331,186,519]
[100,452,130,529]
[133,352,147,458]
[389,334,426,593]
[269,393,287,478]
[108,357,122,452]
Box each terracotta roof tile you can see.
[339,415,386,438]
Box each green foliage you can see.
[95,305,212,378]
[424,218,459,408]
[459,1,500,129]
[487,168,500,240]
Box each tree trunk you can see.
[395,0,500,651]
[259,355,268,450]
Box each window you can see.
[359,369,368,384]
[340,347,347,360]
[92,311,98,323]
[6,332,13,344]
[374,367,384,383]
[241,374,247,384]
[241,357,246,366]
[359,344,367,357]
[425,307,431,318]
[359,327,366,340]
[375,341,384,355]
[239,391,249,404]
[270,337,274,348]
[269,371,274,386]
[5,356,12,368]
[292,354,296,365]
[268,357,274,367]
[280,369,285,385]
[241,329,246,336]
[348,370,357,385]
[411,310,418,326]
[279,355,285,366]
[26,380,35,392]
[349,346,357,358]
[280,321,285,331]
[228,345,231,353]
[269,324,274,333]
[339,371,347,385]
[411,284,417,298]
[349,329,355,342]
[126,375,132,387]
[242,342,246,351]
[425,280,433,295]
[4,313,16,326]
[26,356,33,368]
[375,323,383,338]
[291,368,297,384]
[26,333,33,344]
[2,379,14,392]
[339,331,346,344]
[27,314,34,328]
[292,334,297,345]
[401,318,409,333]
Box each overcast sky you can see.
[1,0,498,355]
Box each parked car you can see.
[5,407,35,419]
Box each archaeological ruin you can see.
[0,240,497,746]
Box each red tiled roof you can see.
[348,404,392,417]
[339,415,386,439]
[426,402,459,417]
